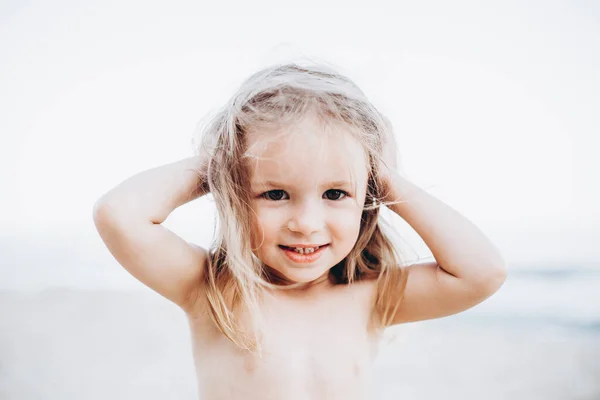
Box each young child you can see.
[93,61,507,400]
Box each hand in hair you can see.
[378,114,399,198]
[196,146,211,195]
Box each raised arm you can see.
[381,172,507,325]
[375,118,507,325]
[92,155,210,312]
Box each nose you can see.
[287,199,325,236]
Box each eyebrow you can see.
[252,180,353,189]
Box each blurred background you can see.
[1,0,598,399]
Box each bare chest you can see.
[189,284,379,400]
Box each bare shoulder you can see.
[347,277,379,301]
[183,244,211,312]
[332,277,383,333]
[333,277,379,313]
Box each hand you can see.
[378,115,399,196]
[193,145,211,195]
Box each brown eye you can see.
[262,190,288,201]
[323,189,347,200]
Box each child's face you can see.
[246,116,368,285]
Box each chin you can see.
[278,267,330,284]
[261,262,328,285]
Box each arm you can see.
[381,170,508,325]
[92,155,210,312]
[376,117,507,325]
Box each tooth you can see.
[290,246,321,254]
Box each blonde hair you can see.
[193,60,409,352]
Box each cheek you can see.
[249,208,264,249]
[331,207,363,241]
[249,221,262,250]
[250,208,279,249]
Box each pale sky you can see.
[1,1,598,289]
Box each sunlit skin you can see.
[246,115,369,289]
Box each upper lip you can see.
[280,244,328,248]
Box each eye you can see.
[261,190,289,201]
[323,189,348,201]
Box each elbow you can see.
[92,196,113,221]
[464,261,508,298]
[92,196,125,228]
[493,258,508,282]
[92,198,106,224]
[92,198,115,231]
[482,262,508,295]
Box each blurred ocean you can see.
[456,268,600,333]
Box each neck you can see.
[263,266,333,294]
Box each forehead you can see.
[245,116,368,188]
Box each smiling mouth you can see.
[279,244,329,263]
[279,244,329,254]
